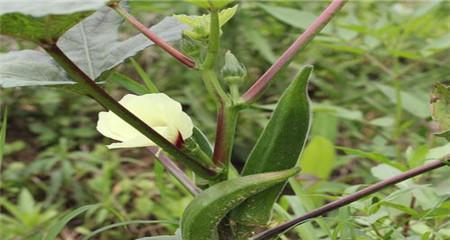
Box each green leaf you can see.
[426,143,450,160]
[108,72,148,95]
[259,4,332,34]
[0,107,7,172]
[243,28,277,63]
[371,164,413,188]
[1,11,185,88]
[430,83,450,140]
[0,0,108,42]
[230,66,312,226]
[421,33,450,56]
[312,103,363,122]
[45,204,100,240]
[18,188,36,215]
[283,196,319,240]
[0,0,108,17]
[185,0,234,10]
[406,145,429,168]
[299,136,335,179]
[191,127,213,157]
[138,230,182,240]
[83,220,178,240]
[310,112,338,142]
[375,83,429,118]
[185,127,213,186]
[288,179,331,235]
[0,50,73,88]
[136,237,178,240]
[369,116,395,127]
[181,168,299,240]
[435,130,450,141]
[175,5,237,39]
[58,6,186,80]
[337,146,406,171]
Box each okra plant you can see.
[0,0,448,240]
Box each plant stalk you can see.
[242,0,347,102]
[110,3,195,68]
[202,10,220,70]
[42,43,219,179]
[252,158,449,240]
[201,10,229,104]
[200,10,237,169]
[148,148,201,196]
[202,69,229,105]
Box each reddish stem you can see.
[212,105,238,167]
[110,4,196,68]
[213,107,226,162]
[252,158,448,240]
[242,0,347,102]
[148,147,201,196]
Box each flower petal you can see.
[105,126,178,149]
[97,111,124,141]
[171,111,194,140]
[97,93,194,149]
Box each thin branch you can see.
[242,0,347,102]
[252,158,449,240]
[42,43,219,179]
[148,147,201,196]
[109,3,196,68]
[401,196,416,237]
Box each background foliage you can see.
[1,1,449,239]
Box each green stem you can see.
[202,69,229,104]
[230,84,240,101]
[199,10,238,169]
[42,43,219,180]
[201,10,228,104]
[203,10,220,70]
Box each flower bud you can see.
[221,51,246,86]
[97,93,193,149]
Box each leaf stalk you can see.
[242,0,347,102]
[110,4,196,68]
[148,148,201,196]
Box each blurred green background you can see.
[1,1,449,239]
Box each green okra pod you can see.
[181,168,300,240]
[230,66,312,226]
